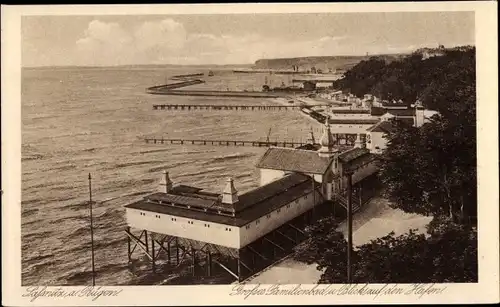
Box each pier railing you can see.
[144,137,309,148]
[143,134,365,148]
[151,104,324,111]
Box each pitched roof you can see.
[330,109,371,114]
[295,143,321,151]
[370,106,386,116]
[328,118,380,125]
[236,172,311,212]
[385,109,416,116]
[256,147,333,174]
[124,173,315,227]
[371,106,415,117]
[338,147,370,163]
[397,117,416,126]
[343,153,379,174]
[381,103,410,108]
[367,120,395,133]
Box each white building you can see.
[125,119,380,252]
[366,101,439,154]
[366,120,394,154]
[125,172,321,250]
[256,119,379,200]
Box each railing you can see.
[144,137,309,148]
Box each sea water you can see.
[21,66,318,285]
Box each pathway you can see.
[243,197,432,284]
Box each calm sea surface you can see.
[21,66,321,286]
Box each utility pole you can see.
[346,171,353,284]
[88,173,96,286]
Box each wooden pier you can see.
[152,104,315,111]
[144,134,365,148]
[144,137,309,148]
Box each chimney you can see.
[159,170,173,193]
[354,134,363,149]
[222,177,238,205]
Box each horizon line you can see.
[22,45,475,69]
[21,52,400,69]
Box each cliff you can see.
[253,55,406,71]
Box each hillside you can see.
[332,46,476,111]
[253,54,405,71]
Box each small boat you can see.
[208,71,214,77]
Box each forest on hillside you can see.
[332,46,475,111]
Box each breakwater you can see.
[147,79,206,92]
[233,69,303,75]
[170,73,205,80]
[146,72,285,98]
[147,89,284,98]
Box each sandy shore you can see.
[243,197,432,284]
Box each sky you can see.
[21,12,475,67]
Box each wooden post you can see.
[347,172,353,284]
[191,247,196,277]
[127,226,131,263]
[88,173,96,286]
[167,240,171,263]
[151,236,156,273]
[359,186,363,207]
[312,178,316,222]
[176,238,180,264]
[207,252,212,277]
[237,258,242,282]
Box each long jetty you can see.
[144,137,309,148]
[146,72,287,98]
[147,88,285,98]
[144,134,365,148]
[152,104,322,111]
[292,79,338,83]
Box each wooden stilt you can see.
[237,258,242,282]
[124,230,152,260]
[214,260,238,280]
[207,252,212,277]
[151,236,156,273]
[239,258,252,273]
[312,179,316,221]
[359,186,363,207]
[127,227,131,263]
[247,246,268,261]
[176,237,179,264]
[167,240,171,263]
[191,247,196,277]
[347,173,353,283]
[144,231,149,254]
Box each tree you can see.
[371,47,477,222]
[299,46,478,284]
[295,215,478,283]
